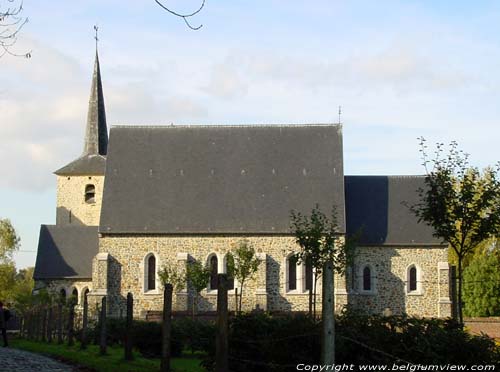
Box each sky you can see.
[1,0,499,269]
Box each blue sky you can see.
[1,0,499,269]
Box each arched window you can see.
[305,257,313,291]
[85,184,96,204]
[406,264,421,294]
[288,255,298,291]
[209,255,218,290]
[72,287,78,301]
[147,255,156,291]
[409,266,417,292]
[363,266,371,291]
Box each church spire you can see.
[83,48,108,156]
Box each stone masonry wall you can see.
[56,175,104,226]
[39,279,93,307]
[94,235,451,319]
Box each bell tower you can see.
[54,48,108,226]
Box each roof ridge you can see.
[111,123,342,129]
[345,174,426,178]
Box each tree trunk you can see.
[313,274,319,319]
[458,257,463,325]
[216,274,229,372]
[161,284,173,372]
[321,260,335,365]
[125,292,134,361]
[239,282,244,314]
[308,286,313,319]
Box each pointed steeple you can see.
[83,50,108,156]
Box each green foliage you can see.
[201,312,500,371]
[226,240,262,312]
[0,262,16,301]
[290,204,353,276]
[410,138,500,322]
[290,204,355,316]
[186,259,211,294]
[158,263,185,292]
[0,218,20,263]
[463,250,500,317]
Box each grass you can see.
[10,337,205,372]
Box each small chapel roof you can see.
[54,51,108,176]
[100,124,345,234]
[34,225,98,280]
[345,175,444,246]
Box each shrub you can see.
[201,312,500,371]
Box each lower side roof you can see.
[34,225,98,280]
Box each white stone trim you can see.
[405,263,424,296]
[358,264,377,295]
[96,252,109,261]
[438,261,449,270]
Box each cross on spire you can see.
[94,25,99,51]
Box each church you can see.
[33,51,453,319]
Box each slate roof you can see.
[33,225,98,280]
[100,124,345,234]
[344,175,444,246]
[54,154,106,175]
[54,51,108,176]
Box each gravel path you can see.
[0,346,75,371]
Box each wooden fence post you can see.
[57,302,63,344]
[216,274,229,372]
[124,292,134,361]
[41,307,47,342]
[99,296,107,355]
[321,259,335,365]
[81,292,89,349]
[47,306,53,343]
[67,299,76,346]
[161,284,173,372]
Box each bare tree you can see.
[0,0,30,58]
[154,0,205,30]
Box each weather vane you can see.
[338,106,342,124]
[94,25,99,50]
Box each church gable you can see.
[99,124,345,234]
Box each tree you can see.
[154,0,205,30]
[0,218,20,263]
[158,262,186,292]
[226,240,261,313]
[290,204,354,318]
[463,246,500,317]
[410,138,500,324]
[186,259,211,318]
[0,0,30,58]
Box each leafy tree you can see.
[226,240,261,313]
[410,138,500,323]
[158,263,186,291]
[0,262,16,302]
[290,204,354,318]
[0,218,20,263]
[186,259,211,318]
[463,246,500,317]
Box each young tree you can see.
[226,240,261,314]
[0,218,20,263]
[290,204,353,319]
[463,245,500,317]
[158,263,185,372]
[410,138,500,323]
[186,259,211,319]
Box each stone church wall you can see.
[56,175,104,226]
[93,235,451,319]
